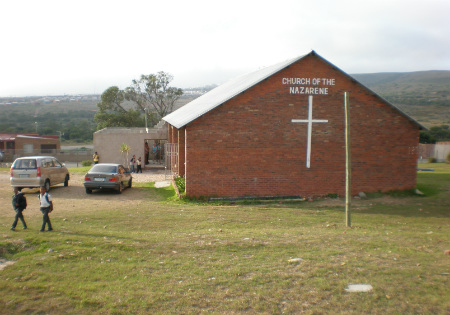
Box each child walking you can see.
[38,186,53,232]
[11,187,27,231]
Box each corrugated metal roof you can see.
[0,133,39,141]
[163,51,425,130]
[163,53,308,129]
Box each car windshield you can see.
[13,159,37,169]
[90,165,118,173]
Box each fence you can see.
[418,143,450,162]
[0,148,94,166]
[164,143,179,180]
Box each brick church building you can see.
[163,51,423,198]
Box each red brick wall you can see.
[171,53,419,198]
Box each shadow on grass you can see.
[353,204,450,218]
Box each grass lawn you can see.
[1,163,449,314]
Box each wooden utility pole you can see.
[345,92,351,227]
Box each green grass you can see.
[68,166,93,174]
[0,164,449,314]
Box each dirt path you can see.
[0,171,166,219]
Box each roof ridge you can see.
[163,52,311,129]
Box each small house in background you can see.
[93,121,168,167]
[163,51,424,198]
[0,133,60,161]
[418,141,450,162]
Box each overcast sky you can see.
[1,0,449,97]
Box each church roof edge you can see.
[163,51,425,130]
[163,51,312,129]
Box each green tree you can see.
[125,71,183,120]
[65,120,96,142]
[94,86,144,130]
[419,130,436,144]
[120,143,131,168]
[429,125,450,141]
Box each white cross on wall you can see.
[291,95,328,168]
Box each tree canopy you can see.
[94,72,183,130]
[419,125,450,144]
[94,86,144,130]
[125,72,183,118]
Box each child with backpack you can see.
[38,186,53,232]
[11,187,27,231]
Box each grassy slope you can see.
[352,71,450,128]
[0,163,449,314]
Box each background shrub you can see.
[82,160,93,167]
[174,176,185,193]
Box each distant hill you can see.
[351,70,450,127]
[1,71,448,136]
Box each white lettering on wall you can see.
[283,77,335,95]
[289,87,329,95]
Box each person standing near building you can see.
[144,142,150,165]
[156,142,161,164]
[11,187,27,231]
[136,157,143,173]
[130,155,136,173]
[93,152,100,164]
[152,143,158,163]
[38,186,53,232]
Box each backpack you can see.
[15,192,27,210]
[20,193,27,210]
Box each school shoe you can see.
[48,228,53,231]
[10,227,16,231]
[40,229,45,232]
[23,227,27,230]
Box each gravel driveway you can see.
[0,169,170,220]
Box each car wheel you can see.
[117,182,123,194]
[64,175,69,187]
[128,178,132,188]
[85,188,92,194]
[44,180,50,192]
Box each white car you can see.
[10,156,70,191]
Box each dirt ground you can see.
[1,168,411,225]
[0,170,166,222]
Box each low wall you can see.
[418,143,450,162]
[93,125,168,166]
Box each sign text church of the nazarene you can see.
[283,77,335,95]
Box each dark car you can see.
[84,163,132,194]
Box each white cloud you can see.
[1,0,449,96]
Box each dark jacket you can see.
[12,192,26,211]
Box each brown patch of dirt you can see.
[0,172,148,219]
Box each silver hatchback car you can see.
[10,156,70,191]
